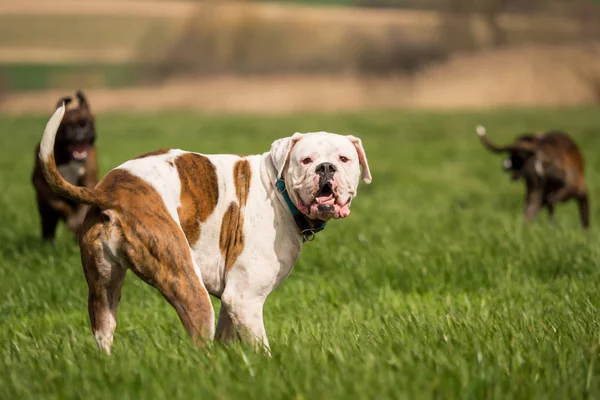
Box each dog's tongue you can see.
[72,144,90,160]
[315,194,335,205]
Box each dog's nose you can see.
[315,162,337,175]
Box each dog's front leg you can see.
[218,287,269,354]
[524,188,543,222]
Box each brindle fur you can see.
[479,128,589,229]
[80,169,215,351]
[32,90,98,241]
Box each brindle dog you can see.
[476,125,589,229]
[32,91,98,241]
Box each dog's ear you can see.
[270,132,304,179]
[56,96,73,108]
[76,90,90,111]
[346,135,372,184]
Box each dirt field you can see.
[0,0,195,18]
[2,43,599,114]
[411,43,600,109]
[0,0,584,64]
[0,0,441,64]
[1,0,598,113]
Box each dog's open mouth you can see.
[315,183,335,205]
[70,143,91,161]
[296,182,351,221]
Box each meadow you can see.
[0,107,599,399]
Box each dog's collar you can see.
[275,178,327,242]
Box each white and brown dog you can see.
[38,104,372,354]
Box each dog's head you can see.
[54,90,96,162]
[476,125,541,182]
[270,132,371,221]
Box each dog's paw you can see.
[476,125,487,137]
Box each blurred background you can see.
[1,0,600,114]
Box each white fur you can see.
[39,103,66,162]
[277,131,370,220]
[535,159,544,177]
[94,330,114,355]
[84,132,368,352]
[270,132,304,178]
[476,125,486,137]
[118,150,186,225]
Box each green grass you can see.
[0,63,140,92]
[1,107,600,399]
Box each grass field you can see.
[0,64,141,92]
[0,108,599,399]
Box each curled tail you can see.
[39,104,110,208]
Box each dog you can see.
[476,125,589,229]
[32,91,98,241]
[38,104,372,354]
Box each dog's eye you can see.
[301,157,312,165]
[339,156,349,163]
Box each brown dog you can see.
[32,91,98,241]
[477,125,589,229]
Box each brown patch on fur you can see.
[175,153,219,245]
[233,159,251,206]
[134,149,170,159]
[219,160,251,272]
[220,202,244,273]
[81,169,214,349]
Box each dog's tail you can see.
[39,104,110,208]
[475,125,507,153]
[476,124,536,154]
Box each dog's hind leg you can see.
[79,208,128,355]
[132,256,215,346]
[577,191,590,229]
[81,240,126,355]
[86,260,126,355]
[546,204,555,222]
[122,220,215,347]
[155,256,216,346]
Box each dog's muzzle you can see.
[315,163,337,213]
